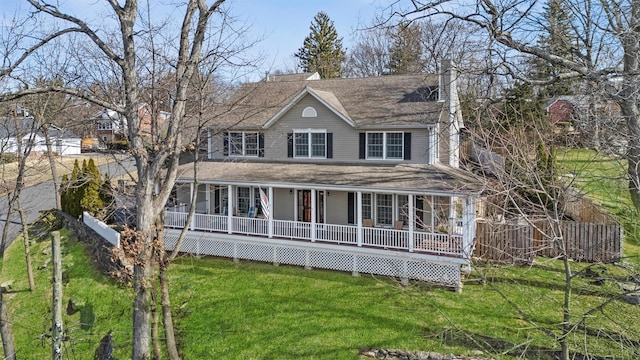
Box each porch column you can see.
[227,185,233,234]
[268,186,274,238]
[205,184,210,214]
[462,196,476,261]
[408,194,414,252]
[189,182,195,230]
[310,189,317,242]
[356,191,362,247]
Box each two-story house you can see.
[163,61,483,290]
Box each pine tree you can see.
[387,22,423,75]
[100,174,115,222]
[531,0,578,98]
[295,12,346,79]
[60,174,69,214]
[67,159,82,217]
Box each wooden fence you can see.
[474,221,622,264]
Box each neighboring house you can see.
[91,104,170,145]
[0,117,81,156]
[164,61,483,290]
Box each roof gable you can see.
[262,87,355,129]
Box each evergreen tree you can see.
[387,22,423,75]
[68,159,82,217]
[60,174,69,214]
[295,12,346,79]
[531,0,578,98]
[100,174,115,222]
[80,158,104,217]
[502,81,547,130]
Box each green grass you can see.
[3,225,640,359]
[556,148,640,256]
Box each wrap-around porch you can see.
[165,183,476,260]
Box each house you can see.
[91,104,170,145]
[0,117,81,156]
[163,61,483,290]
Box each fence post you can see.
[51,231,63,360]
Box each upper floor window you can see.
[293,129,325,158]
[226,131,263,157]
[366,132,404,160]
[97,122,113,130]
[302,106,317,117]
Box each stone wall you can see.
[55,210,133,283]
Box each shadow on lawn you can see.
[424,327,628,360]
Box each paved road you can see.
[0,155,136,248]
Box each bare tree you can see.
[385,0,640,212]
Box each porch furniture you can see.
[363,219,374,227]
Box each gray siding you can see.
[326,191,349,225]
[209,94,434,164]
[273,187,294,220]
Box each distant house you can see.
[163,61,482,289]
[90,104,170,146]
[0,117,81,156]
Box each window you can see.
[97,122,112,130]
[227,132,261,157]
[302,106,317,117]
[237,187,251,215]
[294,129,326,158]
[362,193,372,220]
[376,194,393,225]
[366,132,404,160]
[397,195,409,224]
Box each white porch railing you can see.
[164,211,465,257]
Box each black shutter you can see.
[347,192,355,224]
[359,133,366,159]
[287,132,293,158]
[223,133,229,156]
[258,133,265,157]
[326,133,333,158]
[404,132,411,160]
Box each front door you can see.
[297,190,324,223]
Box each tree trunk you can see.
[0,200,14,258]
[151,273,161,360]
[17,196,35,291]
[132,259,153,360]
[0,290,16,360]
[43,125,61,209]
[161,265,180,360]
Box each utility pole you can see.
[51,231,63,360]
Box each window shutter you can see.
[223,133,229,156]
[327,133,333,158]
[287,132,293,158]
[404,132,411,160]
[258,133,265,157]
[359,133,366,159]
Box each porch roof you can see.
[176,161,484,196]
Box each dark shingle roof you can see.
[212,74,444,130]
[176,161,483,195]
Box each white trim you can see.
[302,106,317,117]
[365,131,404,160]
[292,129,327,159]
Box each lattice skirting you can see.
[164,229,463,289]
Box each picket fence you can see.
[474,221,622,263]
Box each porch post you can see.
[268,186,274,238]
[205,184,210,214]
[310,189,317,242]
[408,194,414,252]
[356,191,362,247]
[227,185,233,234]
[189,182,195,230]
[462,196,476,261]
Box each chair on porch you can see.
[394,220,404,230]
[363,218,374,227]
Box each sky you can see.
[2,0,386,81]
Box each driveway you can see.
[0,155,136,249]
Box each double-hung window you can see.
[294,129,326,158]
[228,132,260,157]
[366,132,404,160]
